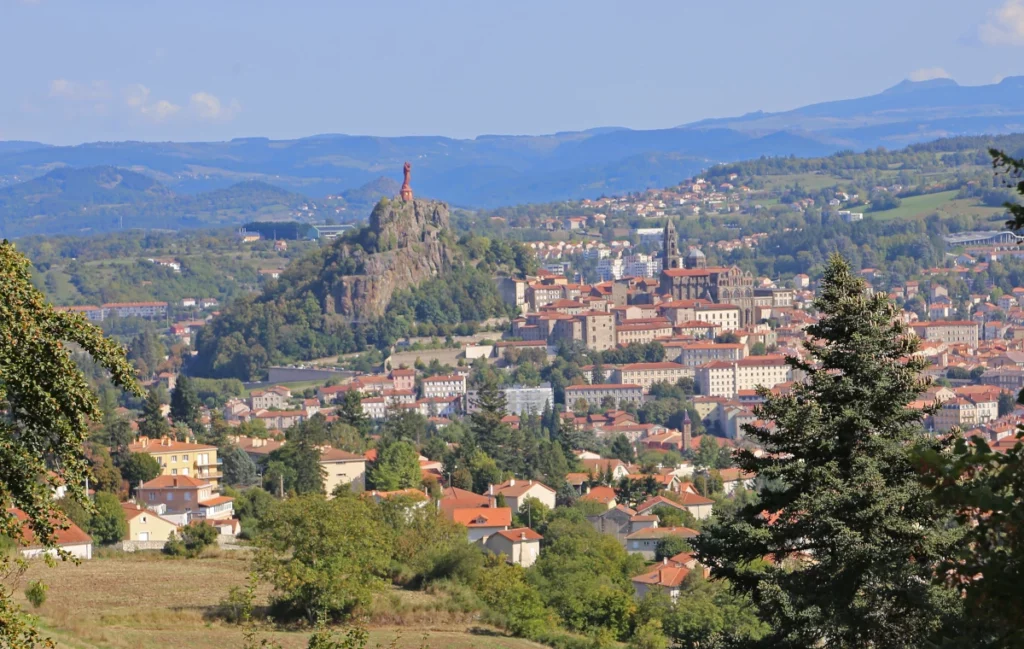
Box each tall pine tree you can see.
[693,254,962,649]
[138,388,170,439]
[169,375,201,432]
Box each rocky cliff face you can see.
[319,198,455,320]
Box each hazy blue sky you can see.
[3,0,1024,144]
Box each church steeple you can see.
[663,219,681,270]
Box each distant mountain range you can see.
[4,77,1024,226]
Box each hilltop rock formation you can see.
[318,197,455,319]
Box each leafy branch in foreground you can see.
[0,239,140,649]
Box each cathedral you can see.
[658,219,763,326]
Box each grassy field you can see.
[15,552,544,649]
[866,190,960,220]
[757,172,844,192]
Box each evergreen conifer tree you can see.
[138,388,170,439]
[693,254,962,649]
[169,375,202,432]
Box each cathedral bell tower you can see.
[663,219,681,270]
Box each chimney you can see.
[521,531,527,541]
[488,484,494,495]
[509,478,515,487]
[663,557,668,565]
[173,478,178,487]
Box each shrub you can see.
[25,581,47,609]
[163,530,187,557]
[180,521,219,557]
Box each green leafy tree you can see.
[655,535,691,561]
[88,492,128,545]
[918,430,1024,647]
[254,494,392,624]
[169,374,202,431]
[528,514,643,639]
[652,504,698,530]
[662,571,767,649]
[265,442,325,496]
[693,254,963,649]
[138,388,170,439]
[368,440,421,491]
[630,619,668,649]
[84,442,123,494]
[120,452,161,493]
[180,521,218,556]
[475,554,553,639]
[0,240,139,648]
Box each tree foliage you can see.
[254,495,392,624]
[0,239,139,648]
[694,254,962,649]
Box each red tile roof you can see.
[141,475,211,489]
[11,509,92,548]
[494,527,543,542]
[579,485,617,504]
[449,507,512,528]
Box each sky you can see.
[3,0,1024,145]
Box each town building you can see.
[695,355,791,399]
[128,436,221,487]
[565,384,644,411]
[488,479,557,512]
[320,447,367,494]
[483,528,543,567]
[910,321,980,348]
[136,475,234,523]
[658,221,763,326]
[121,502,180,544]
[421,374,467,399]
[618,362,694,393]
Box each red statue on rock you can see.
[400,161,413,202]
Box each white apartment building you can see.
[597,258,624,281]
[677,342,747,367]
[422,374,468,399]
[696,356,791,399]
[623,254,662,279]
[694,305,741,332]
[618,362,694,393]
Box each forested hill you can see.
[191,197,535,380]
[0,166,319,238]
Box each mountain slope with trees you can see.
[192,197,533,380]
